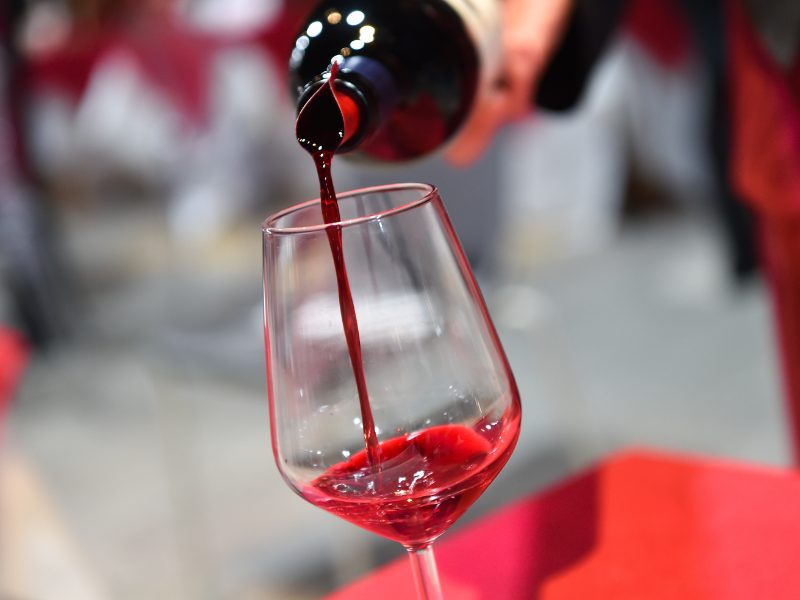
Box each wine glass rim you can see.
[261,182,437,235]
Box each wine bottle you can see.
[289,0,500,161]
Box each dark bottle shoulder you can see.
[290,0,476,94]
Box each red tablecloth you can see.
[327,450,800,599]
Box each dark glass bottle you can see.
[289,0,499,162]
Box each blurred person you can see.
[452,0,761,280]
[1,0,318,352]
[449,0,794,176]
[726,1,800,462]
[449,0,800,458]
[26,0,313,239]
[495,1,727,274]
[1,0,78,347]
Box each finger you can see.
[503,48,541,119]
[446,0,575,166]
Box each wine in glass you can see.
[262,183,521,599]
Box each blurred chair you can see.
[4,0,313,352]
[25,1,283,233]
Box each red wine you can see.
[291,0,498,161]
[296,62,381,467]
[302,412,520,548]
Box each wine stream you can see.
[295,63,382,468]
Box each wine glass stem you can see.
[408,545,444,600]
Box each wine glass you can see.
[262,183,521,599]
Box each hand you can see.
[446,0,574,166]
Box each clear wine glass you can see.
[262,183,521,599]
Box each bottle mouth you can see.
[296,57,399,154]
[297,78,369,153]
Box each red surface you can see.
[327,450,800,599]
[0,329,29,426]
[726,0,800,462]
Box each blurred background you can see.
[0,0,791,598]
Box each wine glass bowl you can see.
[263,183,521,594]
